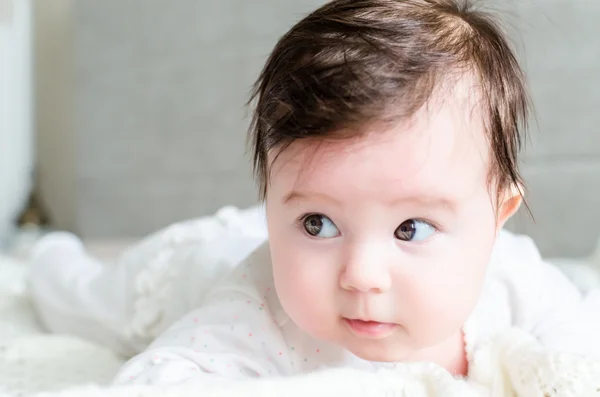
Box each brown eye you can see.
[303,214,323,236]
[394,219,436,242]
[394,220,416,241]
[302,214,339,238]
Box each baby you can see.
[102,0,600,385]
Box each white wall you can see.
[0,0,33,245]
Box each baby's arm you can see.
[113,290,291,385]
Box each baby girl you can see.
[31,0,600,388]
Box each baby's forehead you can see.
[272,123,489,205]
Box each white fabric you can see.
[6,329,600,397]
[110,229,600,388]
[28,205,269,357]
[0,204,595,396]
[0,254,124,397]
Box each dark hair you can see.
[248,0,529,203]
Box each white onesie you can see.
[112,229,600,386]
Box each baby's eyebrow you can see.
[395,195,458,212]
[282,190,457,212]
[282,191,341,205]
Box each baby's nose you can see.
[339,244,392,293]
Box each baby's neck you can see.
[446,331,469,377]
[412,330,468,377]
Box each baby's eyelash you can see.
[416,218,437,228]
[297,213,314,223]
[295,213,316,229]
[415,218,443,233]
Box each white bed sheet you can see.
[0,254,125,396]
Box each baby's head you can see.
[248,0,529,362]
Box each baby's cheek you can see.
[407,276,478,345]
[274,262,335,336]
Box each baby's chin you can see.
[342,339,418,363]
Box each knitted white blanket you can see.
[21,330,600,397]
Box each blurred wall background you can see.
[33,0,600,257]
[0,0,33,245]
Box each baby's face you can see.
[265,82,508,362]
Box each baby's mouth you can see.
[343,318,397,339]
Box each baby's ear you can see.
[497,183,523,231]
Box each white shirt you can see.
[113,230,600,386]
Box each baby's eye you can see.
[302,214,340,238]
[394,219,436,242]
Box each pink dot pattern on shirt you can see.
[159,270,322,379]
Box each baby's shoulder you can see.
[485,229,551,295]
[479,229,582,329]
[203,241,282,311]
[488,230,542,272]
